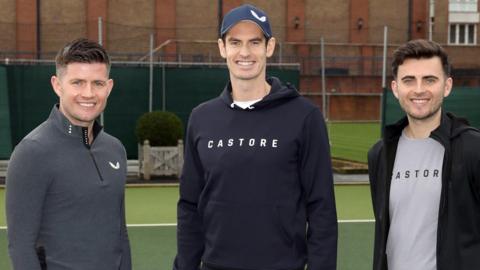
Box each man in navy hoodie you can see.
[174,4,337,270]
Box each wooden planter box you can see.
[138,140,184,180]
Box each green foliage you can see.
[135,111,183,146]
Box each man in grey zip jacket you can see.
[6,38,131,270]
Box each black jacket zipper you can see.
[82,127,104,182]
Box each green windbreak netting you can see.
[7,65,57,154]
[2,64,299,159]
[0,66,12,159]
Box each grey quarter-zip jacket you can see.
[6,105,131,270]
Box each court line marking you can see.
[339,219,375,223]
[127,223,177,227]
[0,220,374,230]
[126,220,375,227]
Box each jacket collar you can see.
[384,110,474,147]
[49,104,103,145]
[429,112,453,147]
[384,115,408,143]
[219,76,299,110]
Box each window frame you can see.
[448,23,477,45]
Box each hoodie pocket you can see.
[202,200,296,266]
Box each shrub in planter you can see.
[135,111,183,146]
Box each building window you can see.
[449,23,477,45]
[449,0,478,13]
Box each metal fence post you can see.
[143,140,151,180]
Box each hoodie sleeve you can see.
[173,111,205,270]
[6,140,52,270]
[299,109,338,270]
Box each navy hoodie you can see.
[174,77,337,270]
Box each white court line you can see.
[0,224,177,230]
[339,219,374,223]
[127,223,177,227]
[0,220,374,230]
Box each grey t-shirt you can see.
[387,130,444,270]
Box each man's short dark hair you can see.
[392,39,450,79]
[55,38,111,77]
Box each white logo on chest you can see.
[109,161,120,170]
[207,138,278,149]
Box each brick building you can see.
[1,0,479,120]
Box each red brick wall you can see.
[300,75,383,94]
[300,74,383,120]
[286,0,305,42]
[155,0,176,59]
[176,0,217,56]
[107,0,154,54]
[41,0,86,55]
[86,0,108,47]
[0,0,16,52]
[16,0,37,58]
[305,95,380,121]
[411,0,428,40]
[305,0,349,43]
[369,0,409,43]
[249,0,287,42]
[349,0,369,43]
[433,0,449,43]
[222,0,243,15]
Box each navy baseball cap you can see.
[220,4,272,39]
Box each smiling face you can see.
[218,21,275,84]
[51,62,113,128]
[391,56,452,123]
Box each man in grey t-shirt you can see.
[368,39,480,270]
[387,131,444,269]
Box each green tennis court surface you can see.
[327,122,380,163]
[0,185,374,269]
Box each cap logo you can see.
[250,10,267,22]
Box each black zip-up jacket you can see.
[368,111,480,270]
[174,77,337,270]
